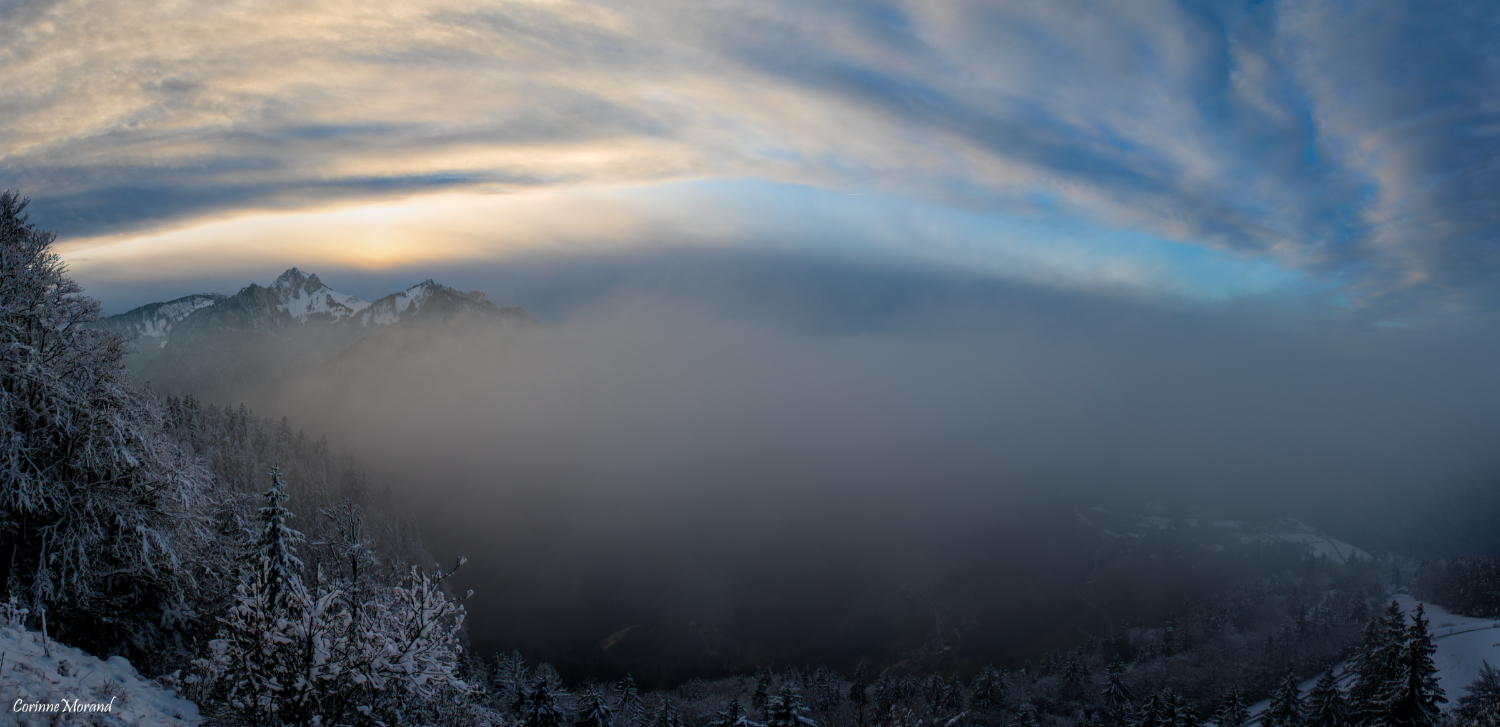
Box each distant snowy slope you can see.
[0,623,200,725]
[99,293,225,342]
[353,279,528,327]
[1216,518,1370,564]
[1078,506,1370,565]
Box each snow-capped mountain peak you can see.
[353,279,498,327]
[269,267,367,323]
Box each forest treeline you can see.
[470,556,1495,727]
[0,191,485,724]
[1413,557,1500,620]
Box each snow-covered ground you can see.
[0,625,200,726]
[1401,594,1500,704]
[1239,594,1500,726]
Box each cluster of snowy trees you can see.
[1413,557,1500,619]
[0,191,479,724]
[1251,600,1448,727]
[461,550,1500,727]
[0,191,207,654]
[468,600,1492,727]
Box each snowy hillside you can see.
[1078,505,1369,564]
[0,621,200,726]
[96,293,224,342]
[352,279,514,327]
[354,279,439,326]
[1240,595,1500,725]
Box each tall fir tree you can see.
[1212,686,1249,727]
[525,675,568,727]
[1373,604,1446,727]
[970,665,1004,709]
[848,661,870,707]
[576,688,615,727]
[1103,660,1134,710]
[1305,666,1349,727]
[1263,668,1305,727]
[654,698,683,727]
[616,672,642,724]
[254,467,305,606]
[753,671,772,719]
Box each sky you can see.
[3,0,1498,323]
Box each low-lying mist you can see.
[181,263,1500,681]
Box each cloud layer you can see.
[4,0,1499,314]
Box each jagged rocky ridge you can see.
[100,268,535,402]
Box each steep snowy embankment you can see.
[0,625,200,726]
[1395,594,1500,703]
[1242,594,1500,725]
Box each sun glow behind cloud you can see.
[6,0,1499,318]
[60,179,1308,307]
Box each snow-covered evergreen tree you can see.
[1263,669,1305,727]
[1305,666,1349,727]
[714,696,763,727]
[526,675,569,727]
[1350,604,1405,722]
[0,190,212,652]
[1453,660,1500,725]
[1211,686,1248,727]
[576,689,618,727]
[1102,659,1133,710]
[616,672,644,724]
[765,690,817,727]
[653,697,684,727]
[193,488,472,725]
[1373,604,1445,727]
[254,467,305,605]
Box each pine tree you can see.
[1349,605,1405,722]
[654,697,683,727]
[1163,690,1194,727]
[526,675,569,727]
[1009,702,1041,727]
[970,665,1004,709]
[1063,655,1090,700]
[714,697,763,727]
[1373,604,1446,727]
[874,674,894,716]
[1103,660,1134,709]
[1133,692,1168,727]
[764,690,816,727]
[616,672,642,723]
[255,467,306,605]
[576,688,616,727]
[849,661,870,707]
[1305,667,1349,727]
[753,671,772,719]
[1263,668,1305,727]
[1211,686,1249,727]
[1454,660,1500,725]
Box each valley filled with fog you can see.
[109,258,1500,683]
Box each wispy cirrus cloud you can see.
[3,0,1498,314]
